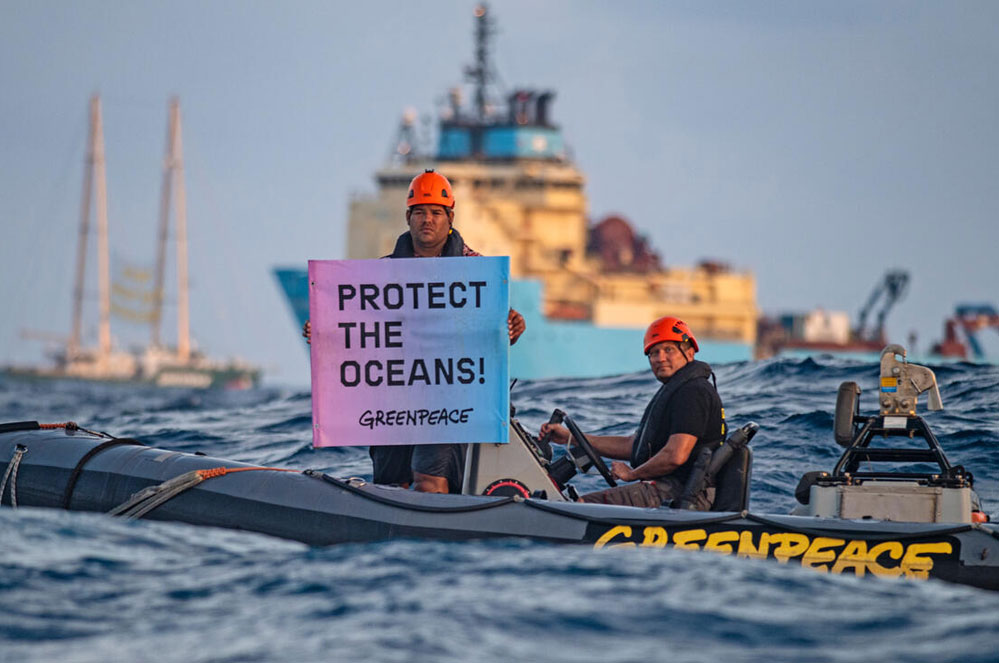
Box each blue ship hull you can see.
[273,268,752,380]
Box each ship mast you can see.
[69,94,112,362]
[466,4,496,123]
[151,97,190,360]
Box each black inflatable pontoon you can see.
[4,347,998,590]
[2,415,998,591]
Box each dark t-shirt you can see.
[641,377,725,485]
[411,443,468,494]
[369,445,414,486]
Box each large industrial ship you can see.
[275,5,758,380]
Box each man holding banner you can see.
[305,169,524,494]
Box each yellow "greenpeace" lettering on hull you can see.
[593,526,953,580]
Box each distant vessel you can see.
[274,4,758,380]
[930,304,999,360]
[757,274,997,364]
[2,96,260,389]
[756,270,909,360]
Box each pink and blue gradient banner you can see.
[309,257,510,447]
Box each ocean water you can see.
[2,356,998,663]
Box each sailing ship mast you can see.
[4,95,259,388]
[151,97,191,361]
[68,94,112,364]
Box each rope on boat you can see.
[304,470,519,513]
[742,512,976,541]
[39,421,112,438]
[62,438,148,509]
[109,465,299,520]
[520,497,750,526]
[0,445,27,508]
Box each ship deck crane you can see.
[855,270,909,342]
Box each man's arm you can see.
[583,434,636,460]
[539,423,634,460]
[412,472,449,493]
[411,444,460,494]
[610,433,697,482]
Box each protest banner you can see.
[309,256,510,447]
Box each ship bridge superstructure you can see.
[345,4,758,360]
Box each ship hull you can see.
[0,365,259,390]
[274,268,752,379]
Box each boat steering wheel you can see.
[562,414,617,488]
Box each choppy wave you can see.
[2,356,999,662]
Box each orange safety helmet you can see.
[643,316,699,354]
[407,169,455,208]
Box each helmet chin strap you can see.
[677,345,691,369]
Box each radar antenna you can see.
[465,4,498,123]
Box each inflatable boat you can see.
[2,346,997,591]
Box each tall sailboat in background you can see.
[2,95,260,389]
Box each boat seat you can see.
[711,446,753,512]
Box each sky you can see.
[1,0,997,387]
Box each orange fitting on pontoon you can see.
[197,467,229,480]
[194,466,298,481]
[40,422,77,430]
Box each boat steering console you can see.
[461,405,617,502]
[462,402,757,509]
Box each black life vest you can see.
[630,359,724,468]
[388,228,471,258]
